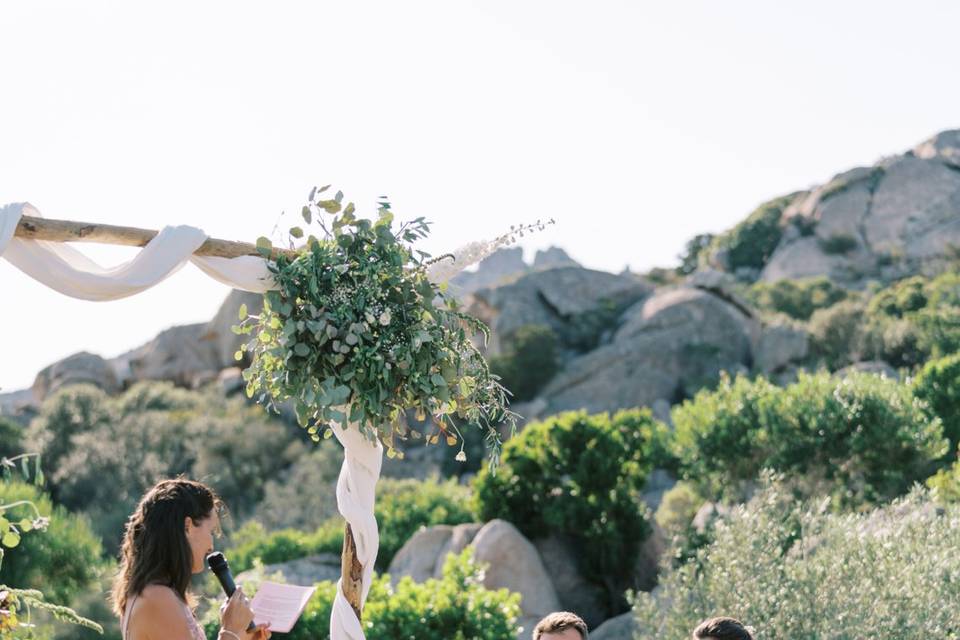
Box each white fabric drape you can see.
[330,423,384,640]
[0,202,275,298]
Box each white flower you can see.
[379,310,392,326]
[455,450,467,462]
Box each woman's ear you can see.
[184,516,193,535]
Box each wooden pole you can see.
[341,523,365,621]
[13,215,297,259]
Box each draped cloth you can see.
[0,201,384,640]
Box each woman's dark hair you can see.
[111,478,223,617]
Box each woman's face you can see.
[185,511,220,574]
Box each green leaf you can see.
[238,303,248,321]
[256,237,273,258]
[18,518,32,532]
[290,226,304,239]
[2,531,20,548]
[294,343,310,357]
[302,205,312,224]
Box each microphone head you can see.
[206,551,229,574]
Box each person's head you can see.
[111,478,223,616]
[693,617,754,640]
[533,611,588,640]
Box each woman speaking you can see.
[112,478,271,640]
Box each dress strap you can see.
[122,594,138,640]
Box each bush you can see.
[488,324,559,402]
[0,416,24,457]
[474,409,670,607]
[0,481,103,604]
[710,195,793,272]
[746,277,848,321]
[255,445,344,531]
[859,272,960,368]
[27,381,305,550]
[676,233,715,276]
[24,385,112,488]
[633,477,960,639]
[231,476,474,573]
[672,371,947,506]
[205,549,521,640]
[807,299,865,368]
[914,353,960,458]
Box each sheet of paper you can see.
[250,581,317,634]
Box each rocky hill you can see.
[4,129,960,426]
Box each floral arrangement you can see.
[235,187,552,465]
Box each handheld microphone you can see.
[206,552,256,632]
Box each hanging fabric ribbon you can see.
[0,202,275,297]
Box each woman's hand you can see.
[246,622,271,639]
[219,587,255,636]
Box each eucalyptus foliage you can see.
[236,188,518,464]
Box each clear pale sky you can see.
[2,1,958,392]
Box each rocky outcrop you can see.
[119,324,222,388]
[755,323,809,374]
[467,267,653,357]
[31,351,119,403]
[532,247,580,271]
[761,130,960,284]
[472,519,561,620]
[591,611,637,640]
[389,519,560,633]
[450,247,527,295]
[538,287,756,414]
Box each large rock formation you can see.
[388,519,560,638]
[31,351,119,403]
[466,267,653,356]
[761,130,960,284]
[118,323,221,388]
[538,286,756,414]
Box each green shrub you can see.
[373,477,474,570]
[859,272,960,368]
[633,477,960,639]
[0,482,103,604]
[672,371,947,506]
[807,299,865,368]
[710,195,793,272]
[231,476,473,573]
[474,409,669,607]
[926,460,960,503]
[746,277,848,321]
[255,445,344,530]
[914,353,960,458]
[676,233,715,276]
[28,382,305,551]
[488,324,559,402]
[818,233,858,255]
[205,549,521,640]
[24,385,112,488]
[0,416,25,457]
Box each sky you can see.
[2,0,959,392]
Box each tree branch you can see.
[14,215,296,259]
